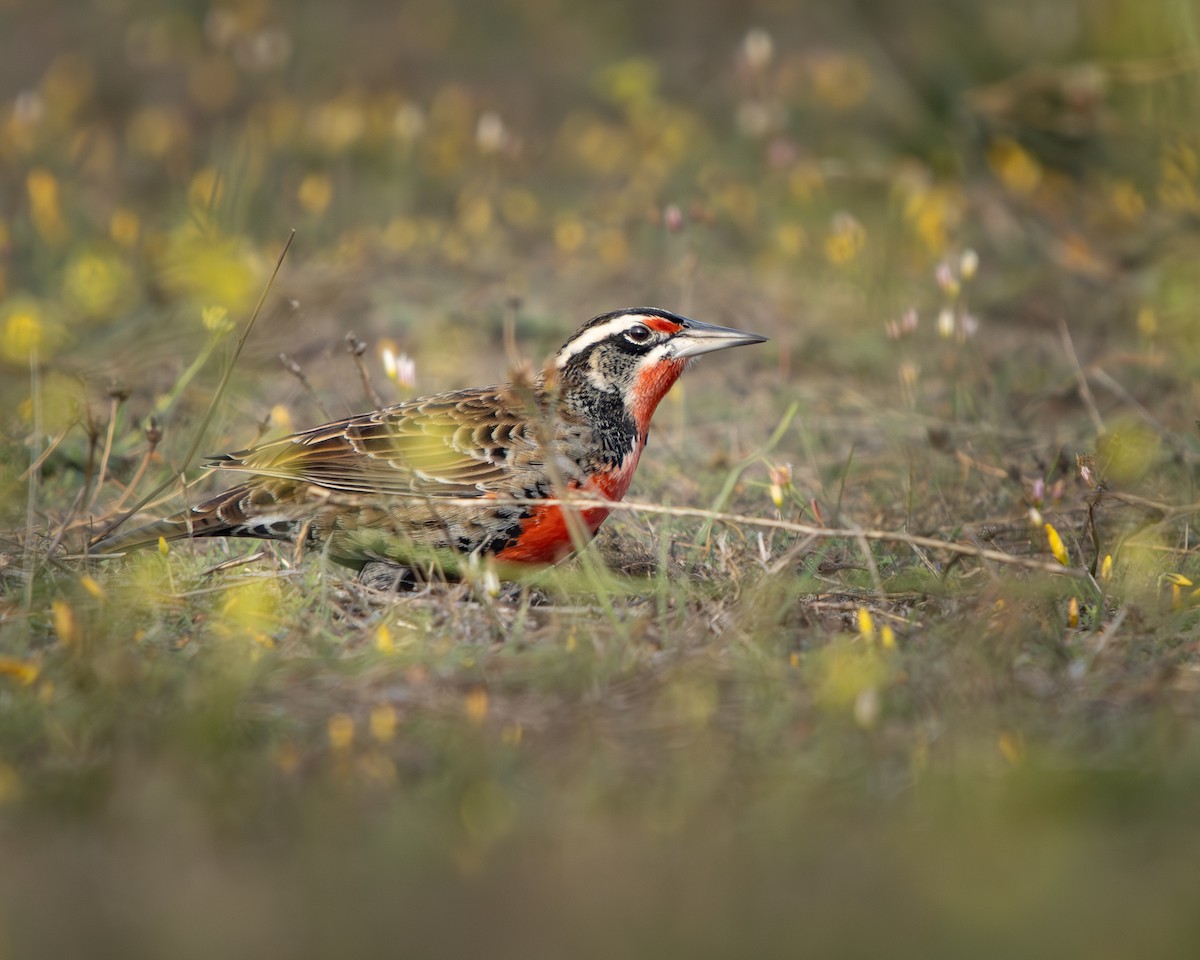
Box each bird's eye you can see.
[625,324,653,344]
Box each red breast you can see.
[493,443,644,564]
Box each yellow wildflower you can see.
[1044,523,1069,566]
[298,172,333,216]
[328,713,355,751]
[464,687,489,724]
[857,606,875,638]
[27,168,67,245]
[0,658,39,685]
[369,705,397,743]
[988,137,1042,195]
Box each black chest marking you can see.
[582,385,638,467]
[558,354,639,469]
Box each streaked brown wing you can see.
[206,386,542,498]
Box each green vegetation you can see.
[3,0,1200,955]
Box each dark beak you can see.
[671,318,769,360]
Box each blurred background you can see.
[3,0,1200,957]
[3,0,1196,420]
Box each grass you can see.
[4,0,1200,955]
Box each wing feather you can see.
[206,386,542,498]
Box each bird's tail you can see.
[89,484,276,555]
[90,515,225,555]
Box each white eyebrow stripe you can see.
[553,315,655,368]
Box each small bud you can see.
[475,110,506,154]
[935,262,959,296]
[663,203,684,233]
[381,345,416,388]
[14,90,45,125]
[1076,454,1097,488]
[1067,596,1079,628]
[393,103,426,142]
[766,137,798,170]
[767,463,792,508]
[741,28,774,71]
[144,416,162,447]
[854,686,880,729]
[959,248,979,280]
[1030,477,1045,506]
[937,308,955,339]
[735,100,774,138]
[201,304,234,335]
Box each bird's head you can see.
[551,307,768,430]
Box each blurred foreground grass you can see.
[4,0,1200,955]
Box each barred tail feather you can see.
[90,483,302,555]
[90,514,230,554]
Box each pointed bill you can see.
[669,318,769,360]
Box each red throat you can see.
[628,357,688,436]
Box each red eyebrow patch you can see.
[642,315,684,335]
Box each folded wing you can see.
[206,386,545,499]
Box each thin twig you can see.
[280,353,334,422]
[1058,317,1104,435]
[295,491,1091,578]
[19,421,73,482]
[346,332,385,410]
[848,524,883,596]
[201,550,269,577]
[85,393,121,512]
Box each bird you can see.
[93,308,767,581]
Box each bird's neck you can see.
[626,357,688,435]
[552,375,644,470]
